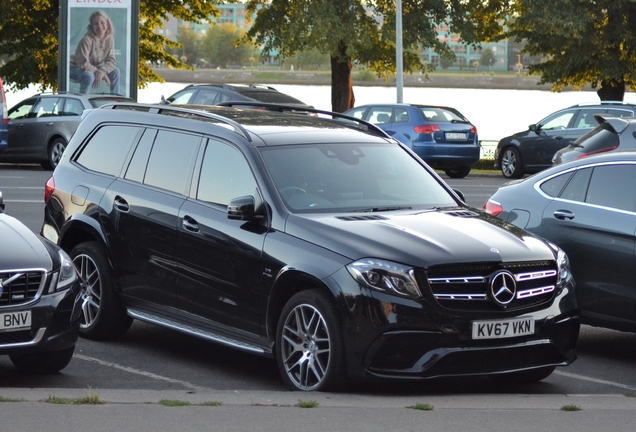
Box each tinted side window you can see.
[586,165,636,212]
[61,98,85,116]
[540,172,574,197]
[76,125,141,176]
[144,130,200,194]
[197,139,256,205]
[125,129,157,183]
[33,97,61,117]
[559,168,592,202]
[607,108,635,117]
[368,107,392,124]
[394,108,409,123]
[572,109,601,129]
[192,89,220,105]
[168,89,196,104]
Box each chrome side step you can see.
[127,309,266,354]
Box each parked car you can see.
[343,103,479,178]
[0,77,7,151]
[42,102,578,391]
[163,83,312,109]
[485,150,636,333]
[552,114,636,165]
[494,102,636,178]
[0,190,82,373]
[1,92,133,169]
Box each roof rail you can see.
[99,102,253,142]
[214,101,393,140]
[569,101,632,108]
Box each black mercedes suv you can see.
[42,103,579,391]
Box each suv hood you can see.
[0,213,53,271]
[286,208,555,267]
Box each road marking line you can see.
[74,354,209,391]
[555,370,636,391]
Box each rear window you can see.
[239,90,305,105]
[89,97,134,108]
[418,107,466,123]
[573,125,620,153]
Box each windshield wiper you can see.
[349,206,413,213]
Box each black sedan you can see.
[0,191,82,373]
[485,150,636,333]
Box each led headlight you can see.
[347,258,421,298]
[49,249,78,293]
[549,243,572,289]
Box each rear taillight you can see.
[575,145,619,160]
[470,126,477,134]
[44,177,55,205]
[483,199,503,217]
[414,124,440,134]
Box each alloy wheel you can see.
[280,303,331,391]
[73,253,102,329]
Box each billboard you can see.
[60,0,138,99]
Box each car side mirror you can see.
[529,124,539,133]
[228,196,257,221]
[453,188,466,203]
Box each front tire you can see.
[70,242,133,340]
[276,289,347,391]
[500,146,524,179]
[10,346,75,374]
[444,167,471,178]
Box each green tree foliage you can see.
[174,26,202,67]
[0,0,219,91]
[479,47,496,70]
[509,0,636,100]
[244,0,512,112]
[199,23,258,68]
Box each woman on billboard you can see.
[69,10,120,94]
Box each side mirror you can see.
[529,124,539,133]
[453,188,466,203]
[227,196,256,221]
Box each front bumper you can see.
[0,281,82,356]
[331,269,579,381]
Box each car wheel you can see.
[9,346,75,374]
[500,147,524,179]
[276,289,347,391]
[70,241,133,340]
[488,366,556,385]
[444,167,471,178]
[41,137,67,170]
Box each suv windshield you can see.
[260,143,457,212]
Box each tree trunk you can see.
[597,78,625,101]
[330,41,355,113]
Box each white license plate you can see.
[472,317,534,340]
[0,310,31,331]
[446,132,467,140]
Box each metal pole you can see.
[396,0,404,103]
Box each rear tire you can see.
[444,167,471,178]
[488,366,556,385]
[500,147,524,179]
[10,346,75,374]
[41,137,67,170]
[276,289,347,391]
[70,242,133,340]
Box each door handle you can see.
[553,210,574,220]
[113,195,130,212]
[46,122,54,126]
[554,136,564,140]
[182,215,200,233]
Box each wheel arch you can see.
[58,215,109,258]
[266,267,342,342]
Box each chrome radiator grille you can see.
[0,270,46,307]
[426,261,558,312]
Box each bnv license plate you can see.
[0,310,31,331]
[472,317,534,340]
[446,132,467,140]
